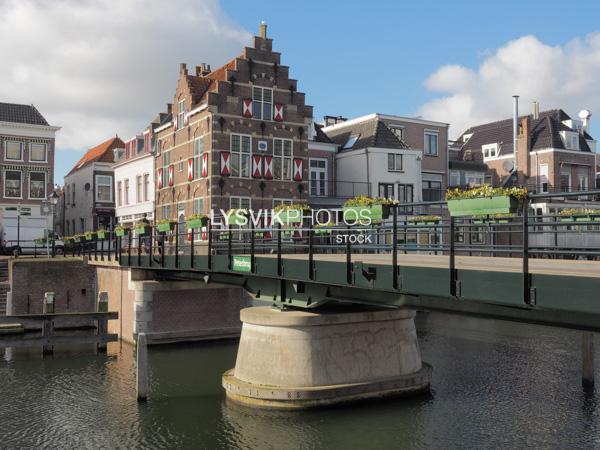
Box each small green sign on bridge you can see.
[232,255,252,272]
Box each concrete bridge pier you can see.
[222,306,431,409]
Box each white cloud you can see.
[0,0,251,149]
[418,34,600,138]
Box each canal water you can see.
[1,312,598,449]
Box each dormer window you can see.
[343,134,359,150]
[177,99,185,130]
[560,131,580,150]
[463,133,473,143]
[482,143,499,160]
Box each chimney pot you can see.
[259,21,267,39]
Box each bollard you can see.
[136,333,148,401]
[582,332,595,388]
[43,292,55,314]
[97,292,109,352]
[42,292,55,355]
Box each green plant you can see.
[186,213,208,220]
[273,203,311,212]
[408,215,441,223]
[559,208,600,216]
[445,185,528,201]
[315,221,336,228]
[157,218,176,225]
[343,196,398,207]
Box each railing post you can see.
[450,216,457,297]
[190,227,194,269]
[100,237,105,261]
[392,206,398,290]
[308,222,314,280]
[97,291,108,353]
[207,218,212,270]
[228,224,233,270]
[277,223,282,276]
[94,236,98,261]
[346,224,352,284]
[250,218,255,273]
[161,233,165,267]
[174,222,179,268]
[107,232,112,262]
[128,233,132,263]
[522,197,531,305]
[148,230,153,267]
[137,231,141,267]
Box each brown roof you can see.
[457,109,594,155]
[67,136,124,176]
[323,117,409,152]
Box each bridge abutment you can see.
[223,306,431,409]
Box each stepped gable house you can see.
[153,22,313,223]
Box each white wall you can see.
[336,147,422,201]
[64,164,95,233]
[113,154,154,225]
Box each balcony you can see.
[308,180,371,207]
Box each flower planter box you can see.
[228,210,248,226]
[447,195,519,217]
[594,216,600,222]
[97,231,107,239]
[560,217,574,222]
[186,217,208,229]
[575,216,590,222]
[84,232,97,241]
[343,204,390,223]
[276,209,309,224]
[218,232,230,241]
[135,225,151,236]
[115,228,129,237]
[157,222,175,233]
[314,228,332,235]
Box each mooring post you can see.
[97,292,109,353]
[42,292,55,355]
[582,332,595,388]
[137,332,148,401]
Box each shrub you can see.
[445,185,528,201]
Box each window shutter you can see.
[220,152,231,176]
[242,99,253,118]
[201,153,208,177]
[252,155,263,178]
[293,158,303,181]
[187,158,194,181]
[168,164,174,186]
[263,156,273,179]
[274,103,284,122]
[157,168,163,188]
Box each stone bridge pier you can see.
[223,306,431,409]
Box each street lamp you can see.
[48,191,59,257]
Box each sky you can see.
[1,0,599,184]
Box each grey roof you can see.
[0,102,49,126]
[457,109,594,155]
[323,117,409,152]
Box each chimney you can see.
[179,63,187,74]
[532,101,539,120]
[167,103,172,115]
[259,21,267,39]
[196,63,211,76]
[513,95,519,171]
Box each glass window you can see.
[273,199,292,208]
[274,138,292,180]
[177,99,185,130]
[193,198,205,215]
[378,183,394,198]
[194,137,204,179]
[30,143,47,162]
[162,205,171,221]
[252,87,272,120]
[449,171,461,187]
[342,135,359,150]
[423,180,442,201]
[143,174,150,201]
[136,175,142,203]
[560,167,571,192]
[390,127,404,140]
[29,172,46,199]
[398,184,414,203]
[424,132,438,155]
[124,179,129,204]
[230,134,251,178]
[230,196,251,209]
[117,181,122,206]
[387,154,403,171]
[4,170,22,198]
[96,175,113,202]
[5,141,22,160]
[162,151,171,187]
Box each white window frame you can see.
[424,131,439,156]
[117,181,122,206]
[274,138,293,180]
[4,170,22,199]
[577,168,589,191]
[162,150,171,187]
[143,173,150,202]
[273,199,293,208]
[252,87,273,120]
[387,153,403,171]
[5,141,23,161]
[29,142,48,163]
[96,175,114,203]
[389,126,404,140]
[136,175,142,203]
[449,170,461,187]
[193,137,204,179]
[230,134,252,178]
[309,158,328,196]
[177,99,185,130]
[538,164,549,193]
[230,196,252,210]
[28,171,47,200]
[482,143,499,160]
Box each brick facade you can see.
[155,30,313,220]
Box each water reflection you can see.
[0,312,597,449]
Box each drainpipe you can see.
[365,148,371,197]
[513,95,519,178]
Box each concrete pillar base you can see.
[222,306,431,409]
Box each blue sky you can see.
[16,0,597,183]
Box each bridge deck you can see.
[264,253,600,278]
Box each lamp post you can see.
[48,191,59,257]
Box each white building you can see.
[113,134,154,226]
[63,137,123,235]
[318,115,423,205]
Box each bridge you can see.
[68,190,600,407]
